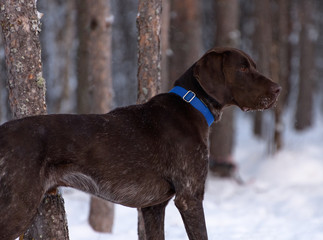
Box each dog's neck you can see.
[173,64,223,123]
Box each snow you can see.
[106,15,115,24]
[63,111,323,240]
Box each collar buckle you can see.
[169,86,215,127]
[182,90,196,103]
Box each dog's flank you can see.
[0,47,281,240]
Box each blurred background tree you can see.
[75,0,115,233]
[0,0,322,236]
[294,0,316,131]
[208,0,239,177]
[136,0,162,238]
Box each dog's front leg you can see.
[138,200,169,240]
[174,194,208,240]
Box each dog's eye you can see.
[239,66,248,72]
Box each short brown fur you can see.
[0,48,281,240]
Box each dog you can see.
[0,47,281,240]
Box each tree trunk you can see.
[136,0,162,239]
[136,0,162,104]
[76,0,91,114]
[161,0,170,92]
[272,0,292,152]
[168,0,202,90]
[111,0,138,107]
[86,0,114,114]
[214,0,240,47]
[89,197,114,233]
[76,0,115,233]
[22,191,69,240]
[0,0,46,118]
[294,0,316,131]
[253,0,272,137]
[209,0,239,177]
[0,0,69,239]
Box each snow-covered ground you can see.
[63,111,323,240]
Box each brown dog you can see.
[0,47,281,240]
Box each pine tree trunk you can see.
[136,0,162,239]
[111,0,138,107]
[87,0,114,231]
[137,0,162,104]
[272,0,292,152]
[76,0,115,232]
[209,0,239,177]
[294,0,316,131]
[22,192,69,240]
[161,0,170,92]
[86,0,114,114]
[0,0,69,239]
[76,1,91,114]
[89,197,114,233]
[0,0,46,118]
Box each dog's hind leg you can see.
[139,200,170,240]
[174,194,208,240]
[0,154,47,239]
[0,180,45,240]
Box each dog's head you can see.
[194,47,281,111]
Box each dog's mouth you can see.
[241,93,281,112]
[257,95,278,110]
[242,106,252,112]
[236,85,282,112]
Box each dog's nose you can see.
[271,85,282,94]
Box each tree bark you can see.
[76,0,115,233]
[0,0,46,118]
[294,0,316,131]
[136,0,162,239]
[22,192,69,240]
[136,0,162,104]
[209,0,239,177]
[0,0,69,239]
[161,0,170,92]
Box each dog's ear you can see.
[193,49,232,106]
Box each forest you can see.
[0,0,323,239]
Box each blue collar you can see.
[169,86,215,127]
